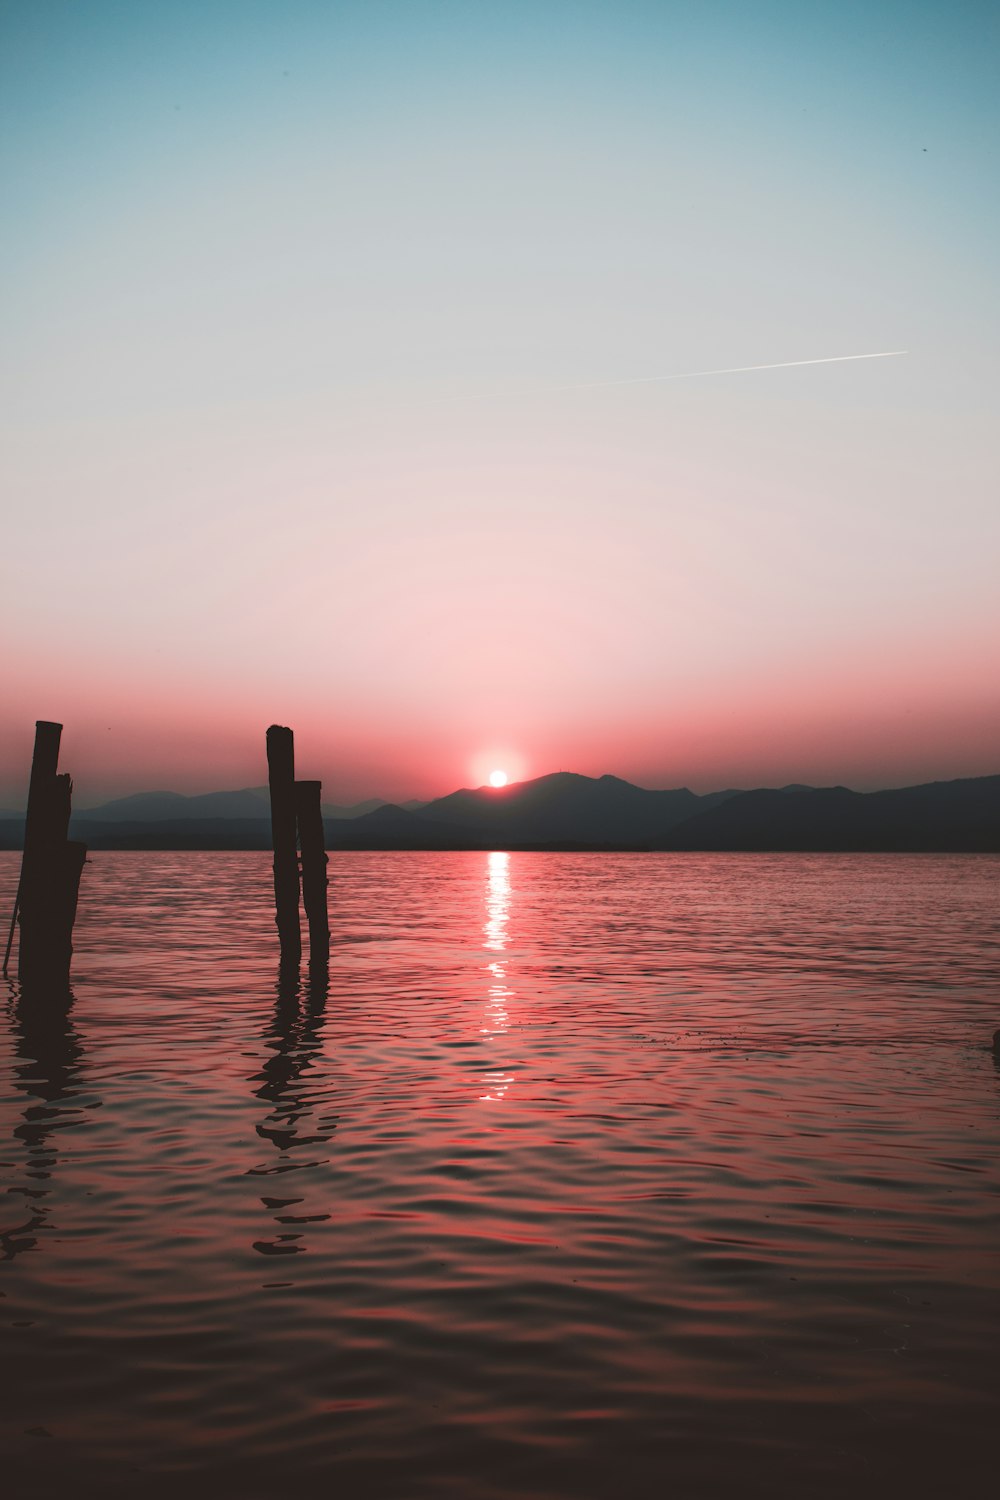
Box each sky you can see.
[2,0,998,806]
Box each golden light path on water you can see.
[481,850,514,1103]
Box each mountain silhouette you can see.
[1,771,997,852]
[413,772,737,844]
[74,788,271,821]
[659,775,1000,851]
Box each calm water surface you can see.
[1,851,998,1498]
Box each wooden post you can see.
[267,725,301,964]
[14,722,87,985]
[295,779,329,967]
[19,723,62,919]
[18,722,62,981]
[55,840,87,974]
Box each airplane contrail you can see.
[553,349,908,391]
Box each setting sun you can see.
[488,769,508,788]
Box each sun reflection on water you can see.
[481,851,515,1102]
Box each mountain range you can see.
[2,771,998,852]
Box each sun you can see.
[488,769,508,788]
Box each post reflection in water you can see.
[2,980,97,1261]
[480,850,515,1103]
[248,962,334,1261]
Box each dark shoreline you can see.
[2,824,999,854]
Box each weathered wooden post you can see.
[42,772,86,979]
[6,720,87,985]
[266,725,301,964]
[295,779,329,967]
[51,838,87,979]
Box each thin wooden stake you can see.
[17,722,63,982]
[295,779,329,967]
[17,723,63,946]
[15,722,87,985]
[49,840,87,978]
[267,725,301,964]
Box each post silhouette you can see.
[295,779,329,966]
[7,721,87,985]
[267,725,301,964]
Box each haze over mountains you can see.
[63,788,425,822]
[2,771,999,852]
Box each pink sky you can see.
[2,3,998,807]
[4,602,998,807]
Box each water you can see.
[1,851,998,1499]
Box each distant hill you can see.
[324,797,388,819]
[659,775,1000,852]
[415,772,738,845]
[75,788,271,821]
[323,798,646,851]
[68,787,399,822]
[327,804,484,850]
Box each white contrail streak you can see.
[553,350,908,391]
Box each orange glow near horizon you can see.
[3,609,1000,807]
[469,751,528,793]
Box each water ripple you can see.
[1,850,998,1498]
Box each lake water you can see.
[1,851,998,1499]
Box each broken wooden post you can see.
[9,720,87,985]
[295,779,329,967]
[266,725,301,964]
